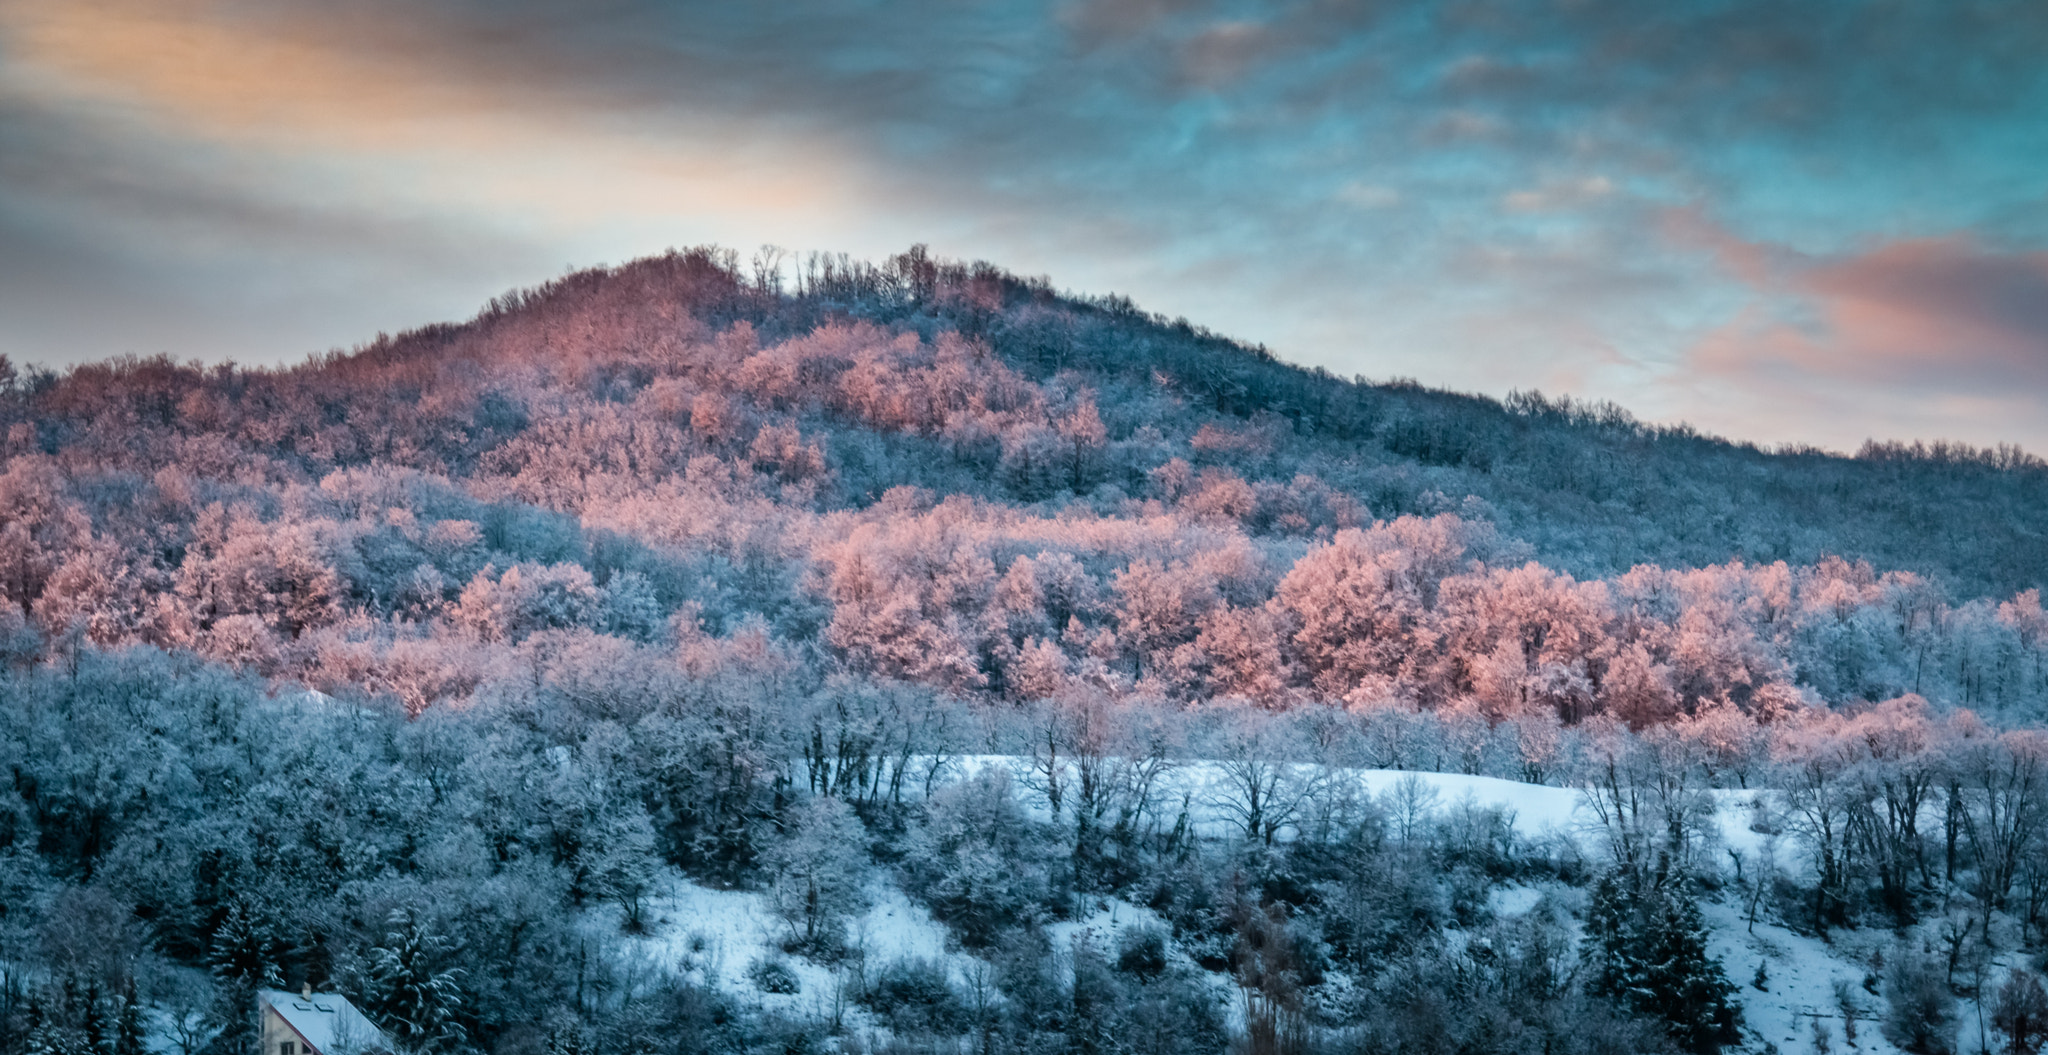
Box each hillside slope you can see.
[4,245,2044,596]
[5,246,2048,1055]
[0,244,2042,722]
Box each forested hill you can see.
[7,243,2048,1055]
[7,245,2039,597]
[0,244,2043,721]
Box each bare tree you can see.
[1211,703,1320,846]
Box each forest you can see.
[1,244,2047,1055]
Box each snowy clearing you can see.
[596,765,1984,1055]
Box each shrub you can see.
[1115,924,1169,981]
[860,958,968,1034]
[749,957,801,995]
[1881,945,1956,1055]
[1992,969,2048,1055]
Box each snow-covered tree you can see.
[1586,871,1742,1054]
[761,796,870,953]
[367,908,468,1054]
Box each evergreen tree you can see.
[207,901,283,988]
[19,992,45,1051]
[21,1018,70,1055]
[1588,869,1744,1054]
[80,980,107,1055]
[368,908,468,1054]
[206,902,282,1055]
[21,990,70,1055]
[116,981,145,1055]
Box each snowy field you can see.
[1699,898,1908,1055]
[948,755,1588,839]
[587,878,965,1024]
[951,755,1786,866]
[613,763,1969,1053]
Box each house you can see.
[258,987,394,1055]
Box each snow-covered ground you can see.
[617,764,1975,1053]
[590,870,981,1027]
[951,755,1789,866]
[1701,897,1907,1055]
[951,755,1589,841]
[1044,895,1171,955]
[1489,884,1547,917]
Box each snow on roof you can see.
[259,990,393,1055]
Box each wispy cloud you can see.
[2,0,2046,450]
[1665,222,2048,448]
[1695,234,2048,381]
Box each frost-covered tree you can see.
[761,796,870,954]
[1883,944,1958,1055]
[206,901,283,1055]
[1586,871,1742,1055]
[901,767,1053,949]
[367,908,468,1054]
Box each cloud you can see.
[0,0,912,363]
[1502,176,1615,214]
[1668,231,2048,450]
[1176,20,1280,89]
[1689,233,2048,390]
[0,0,2046,453]
[0,0,864,203]
[1335,182,1401,208]
[1810,239,2048,359]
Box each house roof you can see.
[259,990,393,1055]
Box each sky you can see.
[3,0,2047,454]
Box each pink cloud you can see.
[1683,227,2048,393]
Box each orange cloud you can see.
[1664,226,2048,451]
[1,0,502,148]
[0,0,860,222]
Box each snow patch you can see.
[955,757,1589,842]
[1046,896,1170,954]
[601,870,983,1013]
[1489,885,1545,917]
[1699,897,1907,1055]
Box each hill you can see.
[6,244,2048,1055]
[0,244,2041,720]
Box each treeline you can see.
[1,244,2044,598]
[0,642,1735,1055]
[0,646,1668,1055]
[0,398,2042,732]
[10,643,2048,1053]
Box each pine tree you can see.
[207,901,283,988]
[207,901,282,1055]
[1588,869,1744,1054]
[21,1017,63,1055]
[368,908,468,1054]
[19,981,93,1055]
[80,979,107,1055]
[116,981,145,1055]
[21,990,65,1055]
